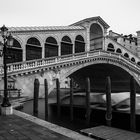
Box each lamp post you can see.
[0,25,14,114]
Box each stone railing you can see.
[0,50,140,75]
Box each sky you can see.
[0,0,140,35]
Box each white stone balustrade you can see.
[0,50,140,76]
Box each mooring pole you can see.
[44,79,48,121]
[33,78,40,117]
[70,78,74,121]
[130,76,136,132]
[56,78,61,118]
[105,76,112,127]
[86,77,91,126]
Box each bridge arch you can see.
[61,35,73,55]
[7,38,23,64]
[26,37,42,61]
[45,36,58,58]
[60,57,140,92]
[74,35,85,53]
[90,23,103,50]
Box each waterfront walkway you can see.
[0,109,93,140]
[0,114,72,140]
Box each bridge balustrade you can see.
[0,50,140,76]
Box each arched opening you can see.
[90,23,103,50]
[70,64,140,93]
[124,53,129,58]
[7,39,22,64]
[61,36,73,55]
[26,37,42,61]
[75,35,85,53]
[137,62,140,66]
[107,43,115,52]
[116,48,122,54]
[131,57,135,62]
[45,37,58,58]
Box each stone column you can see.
[136,31,140,57]
[103,29,108,51]
[22,42,26,61]
[58,41,61,56]
[42,42,45,59]
[85,25,90,52]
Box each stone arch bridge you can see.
[0,16,140,97]
[0,44,140,97]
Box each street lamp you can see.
[0,25,14,110]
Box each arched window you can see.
[131,57,135,62]
[26,37,42,61]
[45,37,58,58]
[61,36,73,55]
[75,35,85,53]
[7,39,22,64]
[124,53,129,58]
[107,43,115,52]
[116,48,122,54]
[90,23,103,50]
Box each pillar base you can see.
[1,106,13,115]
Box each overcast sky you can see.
[0,0,140,35]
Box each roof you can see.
[70,16,110,29]
[8,26,84,33]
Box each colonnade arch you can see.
[7,38,22,64]
[26,37,42,61]
[116,48,122,54]
[106,43,140,66]
[75,35,85,53]
[61,36,73,55]
[90,23,103,50]
[8,34,86,63]
[45,37,58,57]
[107,43,115,52]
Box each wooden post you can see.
[44,79,48,121]
[130,76,136,132]
[56,78,61,118]
[70,78,74,121]
[33,78,40,117]
[86,77,91,126]
[105,76,112,127]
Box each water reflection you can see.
[20,98,89,131]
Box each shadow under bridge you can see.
[69,63,140,93]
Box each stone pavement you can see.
[0,110,93,140]
[0,115,73,140]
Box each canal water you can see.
[19,97,140,132]
[19,98,91,131]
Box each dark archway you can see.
[90,23,103,50]
[26,37,42,61]
[70,64,140,93]
[131,57,135,63]
[75,35,85,53]
[45,37,58,57]
[124,53,129,58]
[116,48,122,54]
[107,43,115,52]
[7,39,22,64]
[61,36,73,55]
[137,62,140,66]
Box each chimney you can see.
[136,31,140,57]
